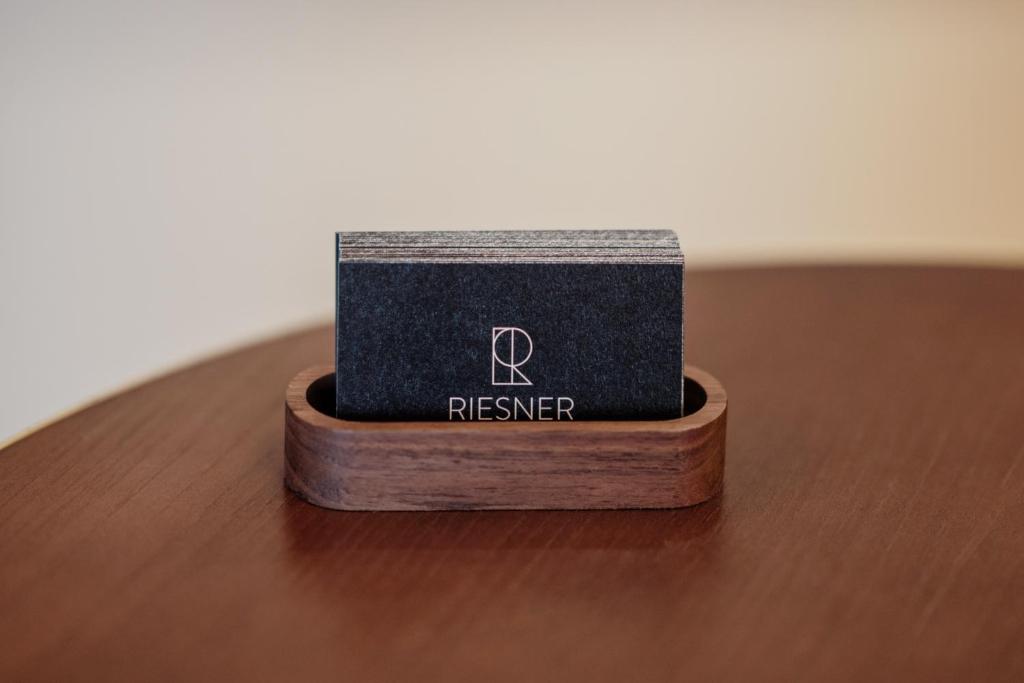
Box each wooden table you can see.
[2,266,1023,682]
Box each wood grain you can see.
[285,365,726,510]
[2,266,1024,682]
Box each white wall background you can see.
[2,1,1023,443]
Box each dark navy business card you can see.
[336,258,684,421]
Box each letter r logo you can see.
[491,327,533,386]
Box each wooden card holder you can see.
[284,365,727,511]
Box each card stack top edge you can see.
[336,229,684,264]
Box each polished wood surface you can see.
[285,365,726,510]
[2,266,1023,682]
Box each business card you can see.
[336,230,684,420]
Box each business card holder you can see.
[284,365,726,510]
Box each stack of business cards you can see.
[336,229,684,421]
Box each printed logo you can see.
[491,326,533,386]
[448,326,572,421]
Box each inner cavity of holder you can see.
[305,373,708,421]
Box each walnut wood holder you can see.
[284,365,727,511]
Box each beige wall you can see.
[2,1,1023,442]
